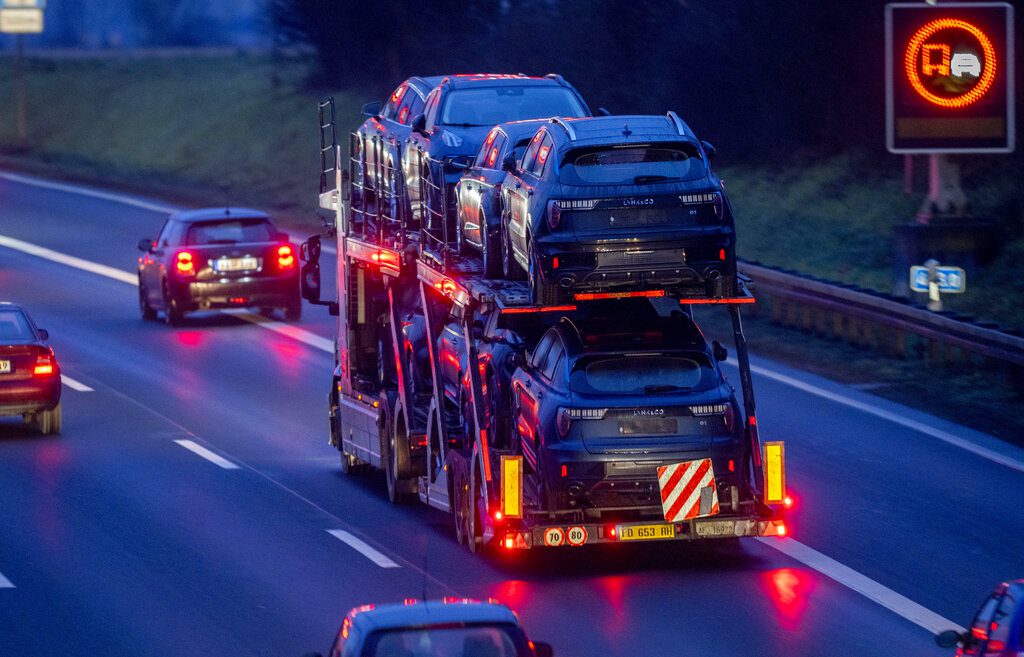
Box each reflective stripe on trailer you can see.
[658,458,720,522]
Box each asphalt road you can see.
[1,172,1021,657]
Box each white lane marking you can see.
[0,171,176,214]
[0,234,138,285]
[759,537,963,634]
[728,358,1024,474]
[327,529,401,569]
[0,233,336,353]
[61,375,94,392]
[0,571,14,589]
[173,439,240,470]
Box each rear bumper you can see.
[171,274,299,310]
[535,236,735,296]
[0,379,61,416]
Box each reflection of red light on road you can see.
[763,568,814,630]
[491,579,530,609]
[176,331,203,347]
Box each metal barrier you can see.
[739,260,1024,375]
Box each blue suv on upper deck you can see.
[500,114,735,304]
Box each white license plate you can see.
[214,257,258,272]
[0,360,10,373]
[694,519,737,537]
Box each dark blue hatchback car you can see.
[508,300,743,517]
[501,114,734,304]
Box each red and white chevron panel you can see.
[657,458,720,522]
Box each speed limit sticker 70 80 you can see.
[542,527,565,547]
[566,526,588,546]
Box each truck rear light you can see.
[547,200,561,230]
[277,244,296,269]
[175,250,195,275]
[784,495,794,509]
[557,407,607,436]
[776,523,787,537]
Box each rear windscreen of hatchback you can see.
[0,310,34,342]
[187,219,274,245]
[560,143,706,185]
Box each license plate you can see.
[213,257,258,272]
[618,418,678,435]
[615,522,676,541]
[0,360,10,373]
[694,519,737,537]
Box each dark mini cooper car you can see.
[501,114,734,304]
[0,303,61,435]
[137,208,301,326]
[402,74,591,231]
[454,119,550,277]
[509,301,741,517]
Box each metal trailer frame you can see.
[308,98,785,553]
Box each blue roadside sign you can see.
[910,265,967,293]
[0,0,45,8]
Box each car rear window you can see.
[440,86,586,126]
[559,143,706,185]
[0,310,34,342]
[363,624,529,657]
[570,355,716,395]
[186,219,275,245]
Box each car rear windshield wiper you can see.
[633,175,682,185]
[644,384,685,393]
[206,239,238,245]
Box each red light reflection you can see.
[762,568,814,630]
[176,331,204,347]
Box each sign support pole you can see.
[915,153,967,224]
[14,33,27,148]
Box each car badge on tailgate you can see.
[633,408,665,416]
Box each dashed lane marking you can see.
[327,529,401,568]
[760,537,963,634]
[61,375,94,392]
[0,571,14,589]
[174,439,241,470]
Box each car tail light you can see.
[277,244,295,269]
[547,200,561,230]
[723,403,735,433]
[34,351,55,376]
[557,407,607,437]
[175,250,195,276]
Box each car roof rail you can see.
[549,116,576,141]
[544,73,567,86]
[666,111,687,137]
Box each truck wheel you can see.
[163,282,184,327]
[386,410,414,504]
[138,281,157,321]
[467,467,490,555]
[453,469,471,546]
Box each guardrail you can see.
[738,260,1024,375]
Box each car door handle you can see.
[536,391,544,399]
[514,182,522,189]
[527,190,534,196]
[524,379,531,388]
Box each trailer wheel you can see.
[467,466,489,555]
[453,469,471,547]
[386,407,415,504]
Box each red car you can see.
[137,208,302,326]
[0,303,62,435]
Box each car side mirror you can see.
[37,329,48,341]
[596,107,611,116]
[411,113,427,135]
[532,641,554,657]
[712,340,728,362]
[502,153,518,173]
[700,140,717,162]
[361,100,381,117]
[138,238,154,252]
[934,630,962,649]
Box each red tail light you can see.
[34,351,55,376]
[175,250,195,276]
[277,244,295,269]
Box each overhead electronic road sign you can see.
[0,7,43,33]
[886,2,1014,153]
[909,265,966,294]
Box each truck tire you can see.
[453,468,471,547]
[385,405,415,504]
[467,465,491,555]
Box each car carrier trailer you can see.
[300,98,788,553]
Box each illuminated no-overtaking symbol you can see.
[905,18,997,108]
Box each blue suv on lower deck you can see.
[501,114,735,304]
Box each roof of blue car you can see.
[349,600,518,633]
[553,114,697,146]
[169,207,270,223]
[408,75,447,94]
[442,74,567,90]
